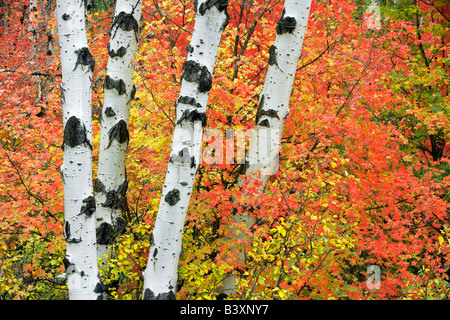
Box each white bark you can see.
[365,1,381,30]
[220,0,312,296]
[28,0,38,36]
[95,0,142,261]
[244,0,311,185]
[30,0,38,12]
[142,0,229,300]
[57,0,100,300]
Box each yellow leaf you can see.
[277,225,286,237]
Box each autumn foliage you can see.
[0,0,449,299]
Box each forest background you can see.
[0,0,449,300]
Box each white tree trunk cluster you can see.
[56,0,312,300]
[142,0,229,300]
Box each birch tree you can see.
[220,0,312,296]
[56,0,101,300]
[142,0,229,300]
[365,1,381,30]
[94,0,142,260]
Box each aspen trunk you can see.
[94,0,142,261]
[30,0,37,12]
[220,0,312,296]
[365,1,381,30]
[56,0,101,300]
[142,0,229,300]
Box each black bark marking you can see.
[198,66,212,93]
[128,85,136,104]
[149,232,155,246]
[143,288,175,300]
[65,221,82,243]
[117,179,128,196]
[114,216,127,236]
[60,168,65,184]
[261,109,280,121]
[194,0,199,13]
[96,294,103,300]
[240,159,250,175]
[170,147,191,164]
[103,191,116,208]
[216,292,228,300]
[96,222,115,245]
[143,288,154,300]
[153,247,158,258]
[94,178,107,193]
[177,109,207,127]
[276,9,297,34]
[84,0,92,12]
[64,262,77,275]
[186,44,194,54]
[258,119,270,127]
[181,61,212,92]
[63,258,74,272]
[190,156,196,169]
[157,291,176,300]
[104,107,116,117]
[96,217,125,245]
[80,196,95,217]
[94,282,105,293]
[107,119,129,148]
[254,94,265,124]
[74,47,95,72]
[268,45,277,65]
[255,102,279,127]
[165,189,180,206]
[102,180,128,209]
[62,116,92,150]
[112,11,139,41]
[259,94,265,109]
[62,13,70,20]
[177,96,202,108]
[60,84,66,105]
[104,75,127,95]
[182,60,202,82]
[107,42,127,58]
[199,0,229,15]
[64,221,71,239]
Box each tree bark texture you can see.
[94,0,142,261]
[57,0,101,300]
[220,0,312,296]
[142,0,229,300]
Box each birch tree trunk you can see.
[220,0,312,296]
[30,0,37,12]
[56,0,101,300]
[365,1,381,30]
[142,0,229,300]
[94,0,142,261]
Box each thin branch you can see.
[140,79,175,127]
[3,150,56,219]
